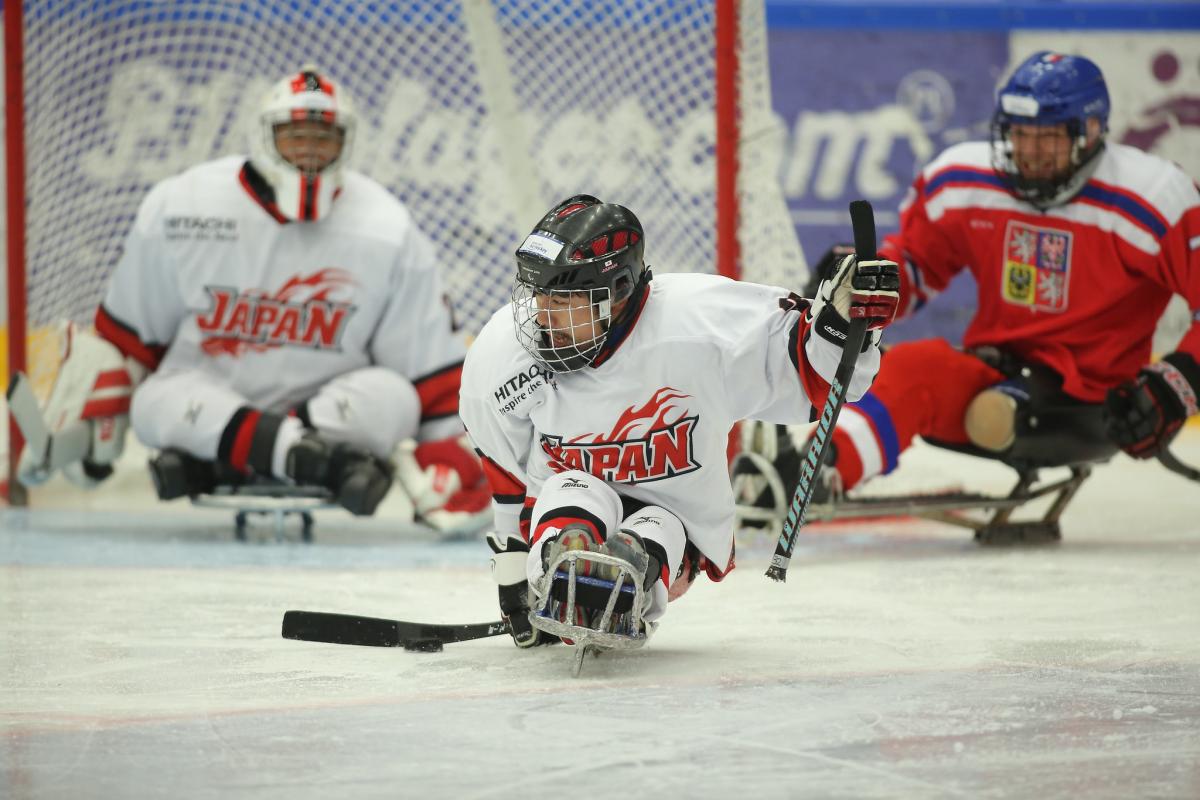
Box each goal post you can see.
[5,0,28,506]
[2,0,804,504]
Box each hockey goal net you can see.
[3,0,803,503]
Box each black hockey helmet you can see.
[512,195,650,373]
[515,194,647,301]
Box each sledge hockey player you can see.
[460,195,900,652]
[735,51,1200,523]
[17,67,489,528]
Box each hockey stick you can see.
[6,372,91,485]
[1158,447,1200,482]
[765,200,875,582]
[281,609,509,652]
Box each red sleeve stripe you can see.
[478,452,525,502]
[414,362,464,421]
[229,410,263,474]
[81,397,131,419]
[789,315,832,406]
[94,305,166,371]
[93,369,132,389]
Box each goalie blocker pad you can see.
[14,323,146,488]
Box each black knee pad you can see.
[970,350,1117,467]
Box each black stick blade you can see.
[281,610,511,648]
[282,610,403,647]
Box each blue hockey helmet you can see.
[991,52,1110,207]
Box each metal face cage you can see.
[512,282,614,373]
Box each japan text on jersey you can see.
[539,387,701,484]
[195,268,358,357]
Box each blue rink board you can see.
[12,1,1200,29]
[768,0,1200,30]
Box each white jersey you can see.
[460,272,880,568]
[97,156,466,440]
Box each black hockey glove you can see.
[806,253,901,352]
[1103,352,1200,459]
[486,531,554,649]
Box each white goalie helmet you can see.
[249,66,356,221]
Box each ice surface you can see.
[2,433,1199,799]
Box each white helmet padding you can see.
[249,66,356,222]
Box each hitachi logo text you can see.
[165,216,237,231]
[164,216,238,241]
[495,366,545,402]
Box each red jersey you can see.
[882,141,1200,402]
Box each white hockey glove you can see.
[807,254,901,351]
[16,322,146,489]
[486,531,552,649]
[394,436,492,535]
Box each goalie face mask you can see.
[249,66,357,222]
[272,119,345,175]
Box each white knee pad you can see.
[305,367,419,459]
[618,505,686,623]
[131,370,247,460]
[526,470,624,586]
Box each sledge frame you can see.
[191,483,335,542]
[806,461,1094,545]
